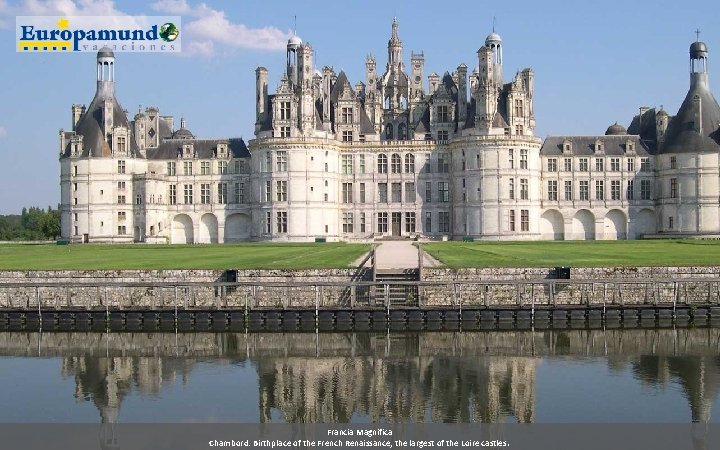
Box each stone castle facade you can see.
[59,21,720,243]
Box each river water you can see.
[0,328,718,423]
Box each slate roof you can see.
[67,93,140,158]
[661,77,720,154]
[540,135,651,156]
[146,138,250,160]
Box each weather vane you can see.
[696,29,701,41]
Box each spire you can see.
[387,17,403,67]
[96,47,115,98]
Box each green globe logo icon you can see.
[159,23,179,42]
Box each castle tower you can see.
[286,34,302,86]
[387,17,403,71]
[255,67,268,132]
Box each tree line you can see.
[0,206,61,241]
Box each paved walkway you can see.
[354,241,441,269]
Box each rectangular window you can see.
[341,107,354,124]
[564,180,573,201]
[183,161,193,176]
[118,226,126,235]
[509,178,515,200]
[341,154,353,174]
[579,158,588,172]
[640,157,650,172]
[377,212,388,233]
[437,153,449,173]
[508,149,514,169]
[73,165,78,176]
[627,158,635,172]
[425,181,432,203]
[437,130,449,142]
[391,182,402,203]
[342,131,353,142]
[360,212,366,233]
[669,216,674,230]
[670,156,677,169]
[515,124,523,135]
[579,180,589,201]
[167,161,176,176]
[275,151,287,172]
[626,180,634,200]
[117,160,126,174]
[439,212,450,233]
[548,158,557,172]
[405,182,416,203]
[548,180,558,201]
[595,180,604,200]
[276,180,287,202]
[425,212,432,233]
[276,211,287,233]
[201,161,211,175]
[670,178,678,198]
[280,101,291,120]
[184,184,193,204]
[280,126,290,138]
[217,183,228,204]
[117,136,126,153]
[515,99,524,116]
[359,154,366,174]
[438,182,449,202]
[564,158,572,172]
[641,179,651,200]
[520,179,529,200]
[117,181,125,190]
[437,105,450,123]
[378,154,388,173]
[342,212,354,233]
[264,212,271,234]
[359,183,366,203]
[265,180,271,202]
[610,158,620,172]
[405,154,415,173]
[378,183,388,203]
[135,194,142,205]
[391,154,401,173]
[200,183,210,204]
[521,209,529,232]
[265,152,272,171]
[117,195,125,204]
[234,182,246,204]
[509,210,516,231]
[520,149,528,169]
[169,185,177,205]
[405,212,416,233]
[611,180,621,200]
[117,211,126,221]
[342,182,353,203]
[595,158,604,172]
[476,153,481,169]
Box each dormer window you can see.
[625,140,635,154]
[218,142,228,157]
[183,144,192,157]
[562,139,572,153]
[594,139,604,153]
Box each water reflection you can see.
[0,329,719,423]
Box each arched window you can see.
[391,153,402,173]
[404,153,415,173]
[385,123,394,140]
[397,123,407,140]
[377,154,388,174]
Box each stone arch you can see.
[604,209,627,240]
[633,209,656,237]
[572,209,595,240]
[171,214,194,244]
[199,213,218,244]
[540,210,564,240]
[225,213,251,242]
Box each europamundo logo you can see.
[16,16,181,52]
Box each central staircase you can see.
[374,268,419,306]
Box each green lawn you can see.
[0,243,370,270]
[422,240,720,269]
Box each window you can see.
[476,153,482,169]
[135,194,142,205]
[280,126,291,138]
[73,165,78,176]
[610,158,620,172]
[438,182,449,202]
[515,99,524,116]
[579,158,588,172]
[276,211,287,233]
[378,154,388,173]
[564,180,573,201]
[437,153,449,173]
[378,183,388,203]
[359,183,366,203]
[117,195,126,204]
[595,180,604,200]
[234,182,246,204]
[670,156,677,169]
[183,161,193,176]
[167,161,176,176]
[184,184,193,204]
[391,182,402,203]
[342,131,353,142]
[264,212,271,234]
[579,181,589,200]
[437,105,450,123]
[509,178,515,199]
[548,180,558,201]
[118,226,126,235]
[509,210,516,231]
[627,158,635,172]
[564,158,572,172]
[360,213,366,233]
[520,179,529,200]
[515,124,523,135]
[274,151,287,172]
[342,212,354,233]
[391,154,402,173]
[595,158,604,172]
[359,154,366,173]
[342,182,353,203]
[117,181,125,190]
[521,210,529,232]
[377,212,388,233]
[265,152,272,171]
[405,182,416,202]
[670,178,678,198]
[640,158,650,172]
[439,212,450,233]
[425,181,432,203]
[169,185,177,205]
[508,149,514,168]
[218,183,228,204]
[341,107,353,124]
[611,180,621,200]
[438,130,449,142]
[201,161,210,175]
[626,180,634,200]
[265,181,271,202]
[74,197,78,205]
[117,160,126,174]
[425,212,432,233]
[641,179,651,200]
[548,158,557,172]
[276,180,287,202]
[280,101,291,120]
[342,154,353,174]
[405,212,416,233]
[668,216,674,230]
[520,149,528,169]
[404,154,415,173]
[200,184,210,204]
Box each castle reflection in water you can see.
[1,330,719,424]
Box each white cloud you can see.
[0,127,7,138]
[150,0,191,15]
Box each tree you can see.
[40,209,61,240]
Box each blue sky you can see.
[0,0,717,213]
